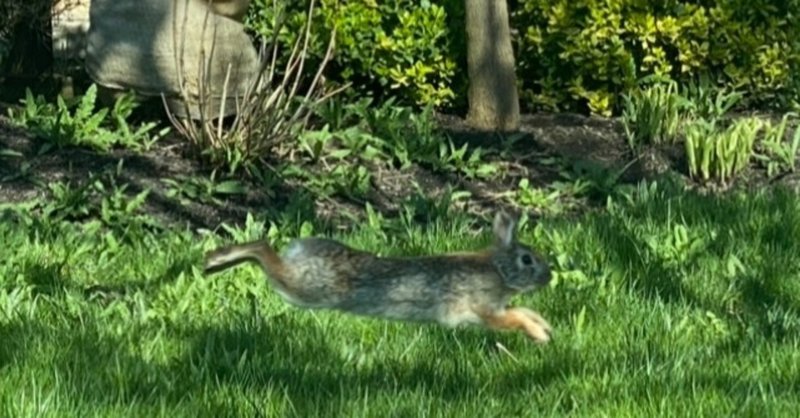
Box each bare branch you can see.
[163,0,345,175]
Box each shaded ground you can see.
[1,108,799,232]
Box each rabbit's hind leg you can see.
[477,307,551,344]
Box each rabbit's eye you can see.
[520,254,533,265]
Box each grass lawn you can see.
[1,180,799,417]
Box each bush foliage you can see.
[245,0,456,108]
[245,0,800,114]
[513,0,800,115]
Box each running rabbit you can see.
[204,211,553,343]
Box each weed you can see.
[162,172,248,205]
[15,160,159,237]
[312,96,436,169]
[513,178,565,215]
[559,159,638,202]
[402,185,472,224]
[434,140,499,179]
[0,148,23,158]
[311,97,499,179]
[284,162,372,201]
[754,113,800,178]
[287,96,498,203]
[0,149,42,186]
[680,77,744,121]
[7,84,168,152]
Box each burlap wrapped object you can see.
[85,0,257,119]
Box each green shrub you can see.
[245,0,456,107]
[512,0,800,115]
[244,1,800,114]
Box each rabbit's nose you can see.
[537,263,552,285]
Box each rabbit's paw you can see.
[504,307,551,343]
[479,308,552,344]
[515,307,552,335]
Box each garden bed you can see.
[2,109,799,233]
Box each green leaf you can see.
[214,180,248,195]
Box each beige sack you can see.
[85,0,258,119]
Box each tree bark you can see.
[464,0,520,132]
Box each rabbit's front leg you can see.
[513,307,552,336]
[477,307,551,343]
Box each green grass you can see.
[2,181,800,417]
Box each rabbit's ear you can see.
[493,211,517,247]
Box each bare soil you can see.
[1,109,798,232]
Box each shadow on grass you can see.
[175,320,567,413]
[592,213,695,307]
[22,261,70,297]
[0,322,27,372]
[80,250,202,304]
[740,272,800,343]
[39,311,569,415]
[590,183,800,308]
[12,249,199,306]
[690,372,800,401]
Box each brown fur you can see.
[204,212,553,343]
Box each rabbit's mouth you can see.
[533,264,552,287]
[508,267,550,291]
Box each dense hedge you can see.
[245,0,800,115]
[513,0,800,115]
[246,0,458,107]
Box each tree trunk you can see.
[464,0,520,132]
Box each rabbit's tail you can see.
[204,241,323,306]
[204,240,290,284]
